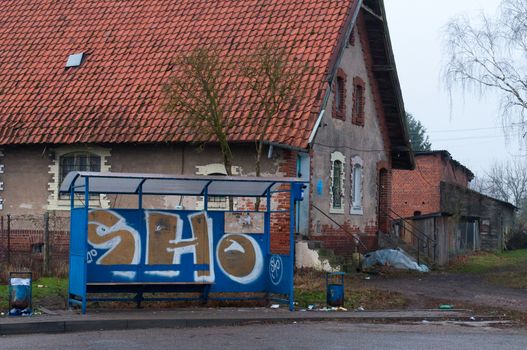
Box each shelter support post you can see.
[289,183,295,311]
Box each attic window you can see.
[332,68,347,120]
[65,53,85,68]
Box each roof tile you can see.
[0,0,356,148]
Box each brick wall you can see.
[392,153,473,218]
[392,154,443,218]
[270,149,296,255]
[317,221,377,256]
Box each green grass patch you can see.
[0,278,68,311]
[449,249,527,274]
[487,271,527,289]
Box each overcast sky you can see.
[384,0,523,176]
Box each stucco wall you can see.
[2,145,51,215]
[309,23,390,248]
[0,143,288,216]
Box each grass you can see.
[294,269,408,310]
[0,277,68,311]
[0,270,410,312]
[449,249,527,274]
[449,249,527,290]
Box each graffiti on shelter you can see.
[217,233,263,284]
[145,211,214,282]
[86,210,263,284]
[87,210,141,265]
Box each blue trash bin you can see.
[326,272,345,307]
[8,272,33,316]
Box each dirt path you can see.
[360,271,527,312]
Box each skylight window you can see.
[65,53,85,68]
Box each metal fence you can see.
[0,213,70,281]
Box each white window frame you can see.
[329,151,345,214]
[350,155,364,215]
[47,146,111,210]
[195,163,241,210]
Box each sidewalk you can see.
[0,307,503,336]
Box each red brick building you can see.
[392,151,474,218]
[390,151,515,265]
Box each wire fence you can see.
[0,213,70,281]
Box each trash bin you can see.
[8,271,33,316]
[326,272,345,307]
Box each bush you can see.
[506,230,527,250]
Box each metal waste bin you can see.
[8,271,33,316]
[326,272,345,307]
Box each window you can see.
[350,156,363,215]
[59,152,101,185]
[330,152,345,214]
[207,172,229,210]
[352,77,365,126]
[59,152,101,199]
[332,161,343,208]
[332,69,347,120]
[195,163,241,210]
[47,146,110,210]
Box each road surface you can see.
[1,321,525,349]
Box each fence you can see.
[0,213,70,281]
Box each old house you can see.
[0,0,413,270]
[390,151,516,265]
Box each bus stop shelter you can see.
[60,172,306,313]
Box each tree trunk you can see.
[254,141,264,211]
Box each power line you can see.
[432,134,508,142]
[409,123,524,135]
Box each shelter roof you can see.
[60,171,305,197]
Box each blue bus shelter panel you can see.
[69,209,87,297]
[266,254,293,295]
[76,209,276,293]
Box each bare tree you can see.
[482,160,527,208]
[444,0,527,135]
[243,41,312,177]
[163,47,236,176]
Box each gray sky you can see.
[384,0,523,175]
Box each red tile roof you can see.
[0,0,357,148]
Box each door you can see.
[295,153,310,236]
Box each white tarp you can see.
[362,248,429,272]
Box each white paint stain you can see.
[144,271,180,278]
[112,271,136,280]
[19,203,33,209]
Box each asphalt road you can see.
[1,321,526,350]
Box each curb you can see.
[0,315,505,336]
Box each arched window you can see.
[330,152,345,213]
[48,147,110,210]
[59,152,101,199]
[195,163,241,210]
[352,77,365,126]
[59,152,101,185]
[332,69,347,120]
[351,156,364,215]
